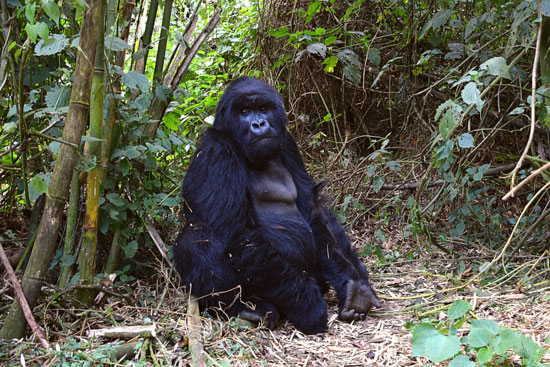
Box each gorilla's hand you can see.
[339,279,381,321]
[238,302,279,329]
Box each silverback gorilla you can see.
[174,77,380,334]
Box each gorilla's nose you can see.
[251,120,270,135]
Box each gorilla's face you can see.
[214,77,288,167]
[233,94,282,164]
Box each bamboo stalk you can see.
[0,0,103,338]
[75,0,106,305]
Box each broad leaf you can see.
[412,323,440,357]
[122,71,149,93]
[449,354,474,367]
[42,0,60,25]
[461,82,483,111]
[306,43,327,58]
[35,34,69,56]
[457,133,474,148]
[425,334,460,362]
[448,300,471,320]
[105,35,131,52]
[480,57,511,79]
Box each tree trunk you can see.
[134,0,158,74]
[0,0,103,339]
[141,9,221,140]
[75,7,105,305]
[58,169,80,288]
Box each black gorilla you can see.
[174,77,380,334]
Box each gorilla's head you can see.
[214,77,288,167]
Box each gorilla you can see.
[174,77,380,334]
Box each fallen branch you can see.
[145,220,207,367]
[381,163,525,191]
[503,160,550,200]
[88,324,157,339]
[144,220,170,264]
[188,295,207,367]
[0,242,49,349]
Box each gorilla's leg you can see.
[227,229,328,334]
[174,224,256,319]
[311,208,381,321]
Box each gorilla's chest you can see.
[248,159,298,208]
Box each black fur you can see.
[174,77,379,334]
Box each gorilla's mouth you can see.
[252,136,277,145]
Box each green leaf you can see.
[509,107,524,115]
[480,57,511,79]
[469,326,494,348]
[457,133,474,148]
[494,328,518,355]
[372,176,384,193]
[448,300,471,320]
[35,34,69,56]
[419,9,455,40]
[439,109,456,139]
[106,193,126,207]
[323,56,338,73]
[477,346,494,364]
[461,82,483,111]
[412,323,440,357]
[449,354,474,367]
[268,26,289,38]
[337,49,361,67]
[45,85,71,108]
[163,197,179,207]
[122,71,149,93]
[513,333,544,362]
[25,2,36,23]
[25,23,38,43]
[435,100,462,139]
[112,146,142,160]
[155,85,172,103]
[42,0,60,25]
[119,159,130,176]
[105,35,131,51]
[61,254,77,266]
[305,0,321,23]
[425,334,460,362]
[123,240,138,259]
[368,47,381,66]
[29,174,50,202]
[2,121,17,134]
[471,319,499,335]
[343,64,361,85]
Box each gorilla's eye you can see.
[241,107,249,114]
[260,106,267,112]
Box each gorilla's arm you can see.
[312,207,381,321]
[182,129,250,242]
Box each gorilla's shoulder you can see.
[194,128,245,161]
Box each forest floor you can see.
[2,229,549,366]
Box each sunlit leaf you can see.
[480,57,511,79]
[306,43,327,58]
[457,133,474,148]
[35,34,69,56]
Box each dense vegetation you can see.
[0,0,549,365]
